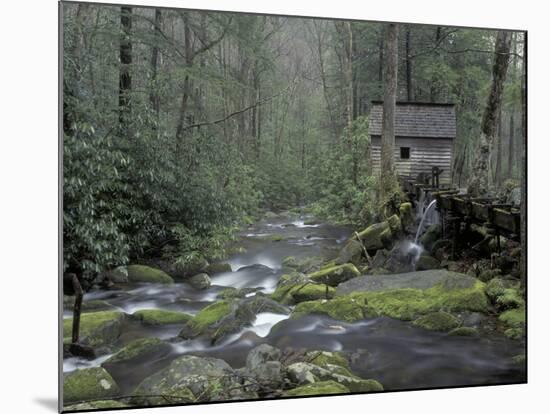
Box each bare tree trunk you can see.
[380,23,399,200]
[495,110,503,187]
[149,9,162,126]
[377,28,384,99]
[313,22,338,140]
[467,31,512,196]
[405,27,413,101]
[508,114,515,178]
[176,13,192,142]
[346,22,354,127]
[430,27,442,102]
[119,6,132,137]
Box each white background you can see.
[0,0,548,412]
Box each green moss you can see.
[294,279,488,323]
[133,309,192,325]
[309,263,360,286]
[104,338,168,364]
[413,312,460,332]
[399,202,414,227]
[63,367,119,404]
[269,234,284,242]
[293,296,367,322]
[64,400,128,410]
[63,311,124,343]
[126,265,174,284]
[272,283,334,304]
[449,327,478,336]
[307,351,349,369]
[205,262,232,274]
[357,221,390,250]
[499,307,526,327]
[282,256,324,273]
[345,378,384,393]
[504,327,524,339]
[386,214,402,234]
[283,380,350,397]
[190,301,233,331]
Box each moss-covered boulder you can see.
[180,300,233,338]
[306,351,349,369]
[173,257,209,279]
[64,400,128,410]
[126,265,174,284]
[132,355,252,405]
[285,362,383,393]
[272,282,334,305]
[180,296,288,343]
[282,256,324,273]
[413,311,460,332]
[357,221,392,250]
[283,380,350,397]
[63,311,126,347]
[133,309,192,325]
[449,327,478,337]
[188,273,211,290]
[309,263,360,287]
[217,287,262,300]
[399,202,414,229]
[386,214,402,235]
[205,262,232,274]
[419,224,442,252]
[307,271,490,323]
[293,296,367,322]
[63,367,120,404]
[102,338,172,376]
[416,255,440,271]
[336,239,364,266]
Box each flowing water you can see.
[63,212,525,393]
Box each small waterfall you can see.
[414,199,438,244]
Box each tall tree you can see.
[119,6,132,137]
[405,27,413,101]
[149,8,162,124]
[467,31,512,196]
[380,23,399,200]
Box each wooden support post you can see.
[71,274,84,344]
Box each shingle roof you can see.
[369,102,456,138]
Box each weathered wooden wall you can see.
[370,136,453,183]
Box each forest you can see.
[62,2,526,410]
[63,3,525,277]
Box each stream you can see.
[63,213,525,393]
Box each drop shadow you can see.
[34,397,58,412]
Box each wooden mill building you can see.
[369,101,456,184]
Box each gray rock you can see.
[336,269,478,296]
[246,344,281,371]
[132,355,250,405]
[189,273,211,290]
[336,239,364,266]
[287,362,317,384]
[416,255,440,271]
